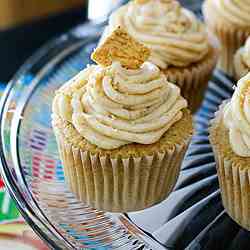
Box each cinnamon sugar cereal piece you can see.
[91,26,150,69]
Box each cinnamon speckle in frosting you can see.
[102,0,209,69]
[206,0,250,27]
[52,62,187,149]
[53,26,188,150]
[223,73,250,157]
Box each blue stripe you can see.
[0,82,6,95]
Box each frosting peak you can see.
[135,0,189,33]
[223,73,250,157]
[104,0,209,69]
[53,62,187,149]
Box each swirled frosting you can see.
[102,0,209,69]
[53,62,187,149]
[223,73,250,157]
[207,0,250,27]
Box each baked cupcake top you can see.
[205,0,250,27]
[103,0,209,69]
[52,27,188,150]
[223,73,250,157]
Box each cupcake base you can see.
[163,45,218,113]
[53,110,193,212]
[210,106,250,230]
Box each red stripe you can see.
[45,159,54,164]
[45,164,55,169]
[43,175,53,180]
[44,170,54,175]
[33,160,40,166]
[33,156,43,161]
[0,177,4,188]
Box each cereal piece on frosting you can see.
[91,26,150,69]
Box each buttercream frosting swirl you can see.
[53,62,187,149]
[223,73,250,157]
[103,0,209,69]
[208,0,250,27]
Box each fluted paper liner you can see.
[210,105,250,230]
[203,2,250,76]
[163,45,218,113]
[53,125,191,213]
[216,157,250,230]
[214,24,249,77]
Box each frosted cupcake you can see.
[210,72,250,230]
[234,37,250,80]
[101,0,218,113]
[52,28,193,212]
[203,0,250,76]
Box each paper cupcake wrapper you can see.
[164,46,218,113]
[216,26,250,77]
[203,3,250,76]
[55,129,190,212]
[234,48,249,81]
[214,154,250,231]
[210,105,250,230]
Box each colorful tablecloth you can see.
[0,83,49,250]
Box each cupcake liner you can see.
[215,24,250,77]
[210,106,250,230]
[214,152,250,230]
[203,2,250,76]
[234,48,249,80]
[54,128,190,212]
[164,45,218,113]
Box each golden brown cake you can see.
[101,0,218,113]
[234,36,250,80]
[52,28,193,212]
[203,0,250,76]
[209,73,250,230]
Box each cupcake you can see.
[52,27,193,212]
[234,37,250,80]
[203,0,250,76]
[210,72,250,230]
[101,0,218,113]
